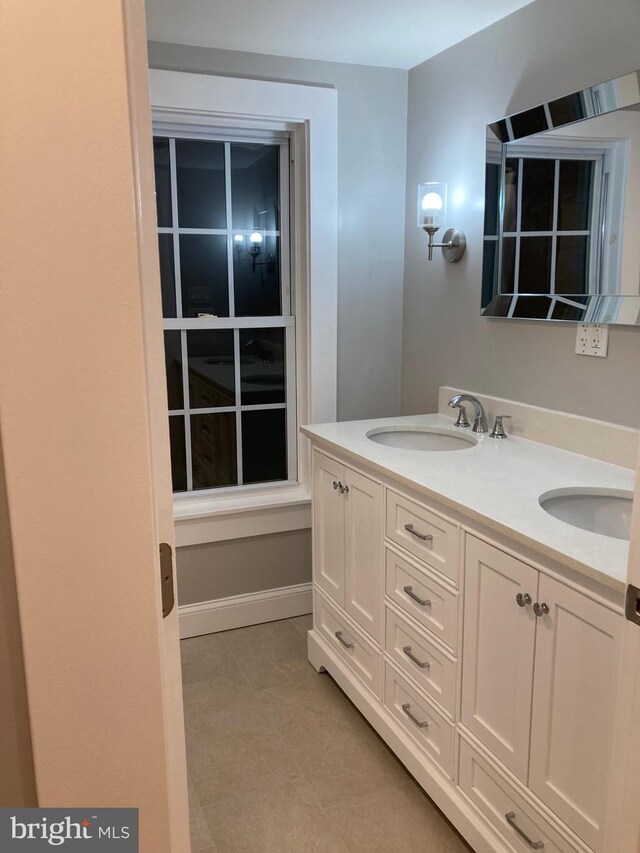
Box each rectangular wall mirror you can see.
[482,70,640,325]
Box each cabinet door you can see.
[312,451,345,606]
[344,467,383,642]
[529,575,622,853]
[461,536,538,782]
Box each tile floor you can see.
[181,615,472,853]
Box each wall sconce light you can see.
[233,232,276,274]
[417,182,466,262]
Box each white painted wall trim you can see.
[179,582,312,637]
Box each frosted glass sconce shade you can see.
[417,181,465,263]
[417,182,447,229]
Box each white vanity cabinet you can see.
[312,451,383,643]
[308,445,625,853]
[462,535,623,853]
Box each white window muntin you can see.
[155,124,297,496]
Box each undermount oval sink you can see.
[539,488,634,541]
[366,426,477,452]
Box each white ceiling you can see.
[145,0,536,70]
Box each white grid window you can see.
[153,127,297,495]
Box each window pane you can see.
[164,331,183,410]
[500,236,516,293]
[231,143,280,232]
[233,235,281,316]
[555,235,589,294]
[521,159,554,232]
[187,330,235,409]
[180,234,229,318]
[512,296,552,318]
[242,409,287,484]
[153,137,172,227]
[239,329,285,405]
[551,301,587,321]
[518,237,552,293]
[558,160,594,231]
[158,234,176,318]
[191,413,237,489]
[503,159,519,232]
[484,163,500,237]
[168,416,187,492]
[176,139,226,229]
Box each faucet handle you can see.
[453,405,470,428]
[490,414,511,439]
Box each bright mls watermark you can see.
[0,809,138,851]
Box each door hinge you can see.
[160,542,175,618]
[625,583,640,626]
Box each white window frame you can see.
[155,126,297,493]
[149,70,338,544]
[498,136,627,320]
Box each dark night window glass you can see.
[519,237,552,293]
[191,413,237,489]
[233,235,281,316]
[510,106,548,139]
[503,159,519,232]
[158,234,176,318]
[176,140,226,229]
[153,137,172,227]
[500,237,516,293]
[482,241,498,306]
[168,417,187,492]
[556,235,589,294]
[558,160,594,231]
[484,163,500,236]
[231,143,280,232]
[551,301,587,321]
[548,93,587,127]
[186,330,235,409]
[512,296,552,318]
[242,409,287,484]
[240,329,285,405]
[164,331,183,410]
[521,159,554,232]
[180,234,229,318]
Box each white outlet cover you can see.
[575,323,609,357]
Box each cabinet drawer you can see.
[315,590,382,698]
[384,662,453,778]
[386,489,459,584]
[458,738,580,853]
[385,548,458,651]
[385,607,456,716]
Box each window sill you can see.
[173,484,311,547]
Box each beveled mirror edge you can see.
[482,67,640,326]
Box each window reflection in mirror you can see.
[482,70,640,325]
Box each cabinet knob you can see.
[533,602,550,617]
[341,484,349,495]
[516,592,532,608]
[332,480,340,491]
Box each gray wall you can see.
[0,434,36,807]
[402,0,640,428]
[148,40,408,423]
[177,530,311,605]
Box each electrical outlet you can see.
[575,323,609,358]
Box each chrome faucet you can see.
[449,394,488,434]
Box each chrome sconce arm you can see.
[423,224,466,263]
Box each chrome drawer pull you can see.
[505,812,544,849]
[404,523,433,542]
[403,585,431,607]
[335,630,354,650]
[403,645,430,669]
[401,702,429,729]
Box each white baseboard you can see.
[178,582,312,638]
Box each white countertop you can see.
[301,413,634,592]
